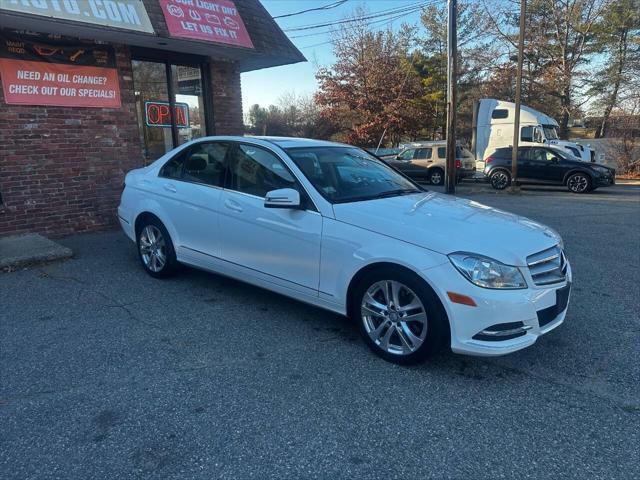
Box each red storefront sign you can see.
[0,59,121,108]
[158,0,254,49]
[145,101,190,128]
[0,32,121,108]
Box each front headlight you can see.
[448,253,527,289]
[591,165,609,174]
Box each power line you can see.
[295,7,425,50]
[283,1,435,32]
[273,0,350,19]
[288,2,432,40]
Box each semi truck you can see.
[471,99,595,171]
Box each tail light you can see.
[455,159,461,169]
[485,156,495,164]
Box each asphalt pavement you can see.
[1,182,639,479]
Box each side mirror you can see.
[264,188,302,209]
[550,156,559,163]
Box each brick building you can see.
[0,0,304,237]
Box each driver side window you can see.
[228,144,297,198]
[521,126,534,142]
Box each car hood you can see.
[332,192,561,266]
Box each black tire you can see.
[566,172,591,193]
[489,169,511,190]
[428,168,444,186]
[136,216,178,278]
[349,266,449,365]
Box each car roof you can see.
[187,136,350,150]
[251,136,350,149]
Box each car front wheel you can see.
[567,173,591,193]
[136,217,178,278]
[351,268,448,364]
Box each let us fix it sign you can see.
[159,0,254,49]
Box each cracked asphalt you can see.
[1,183,639,479]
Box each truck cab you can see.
[472,99,594,171]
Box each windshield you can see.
[285,146,422,204]
[542,124,559,140]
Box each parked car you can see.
[385,141,475,185]
[484,146,615,193]
[119,136,571,364]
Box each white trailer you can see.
[471,99,595,171]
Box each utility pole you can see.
[445,0,457,194]
[510,0,526,192]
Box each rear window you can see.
[437,146,466,158]
[493,148,512,158]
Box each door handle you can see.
[224,198,243,213]
[163,183,177,193]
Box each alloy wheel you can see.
[139,225,167,273]
[568,174,588,193]
[361,280,428,356]
[491,171,510,189]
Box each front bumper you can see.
[421,260,572,356]
[595,173,615,187]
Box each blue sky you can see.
[241,0,431,112]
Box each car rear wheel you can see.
[567,173,591,193]
[136,217,178,278]
[429,168,444,185]
[489,169,510,190]
[351,267,448,364]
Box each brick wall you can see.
[0,45,143,238]
[0,46,246,238]
[209,61,243,135]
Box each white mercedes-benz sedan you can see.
[118,136,571,364]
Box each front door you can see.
[218,143,322,294]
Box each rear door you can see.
[155,141,230,257]
[518,147,545,181]
[408,147,433,177]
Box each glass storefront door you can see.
[173,65,206,145]
[132,57,208,163]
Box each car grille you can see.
[527,245,567,286]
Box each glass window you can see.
[159,149,187,179]
[397,149,414,160]
[414,148,432,159]
[172,65,206,146]
[132,59,208,163]
[542,125,559,140]
[132,60,172,163]
[437,146,464,159]
[286,147,420,204]
[160,142,230,187]
[182,143,230,186]
[521,126,534,142]
[530,148,548,161]
[492,109,509,119]
[228,145,296,198]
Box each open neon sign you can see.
[145,101,189,128]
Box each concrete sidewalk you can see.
[0,233,73,271]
